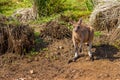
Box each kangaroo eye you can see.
[77,26,80,29]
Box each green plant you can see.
[113,40,120,50]
[63,10,91,20]
[85,0,94,11]
[30,14,60,24]
[34,32,40,38]
[0,0,32,16]
[43,48,48,51]
[34,0,66,17]
[29,48,39,56]
[94,31,102,37]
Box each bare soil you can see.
[0,19,120,80]
[0,37,120,80]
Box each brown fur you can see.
[72,23,94,44]
[68,18,94,63]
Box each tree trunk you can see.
[32,0,38,19]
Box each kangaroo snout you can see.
[74,26,80,32]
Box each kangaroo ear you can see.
[78,18,82,25]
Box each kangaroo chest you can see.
[73,29,90,43]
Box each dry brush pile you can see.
[0,15,35,55]
[90,2,120,31]
[0,23,8,54]
[12,8,36,23]
[90,2,120,42]
[40,20,72,40]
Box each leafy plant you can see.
[85,0,94,11]
[94,31,102,37]
[34,0,66,17]
[64,10,91,20]
[0,0,32,16]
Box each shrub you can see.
[85,0,94,11]
[34,0,66,17]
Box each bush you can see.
[85,0,94,11]
[0,0,32,16]
[0,0,11,13]
[34,0,66,17]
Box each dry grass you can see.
[90,2,120,43]
[90,2,120,31]
[40,20,72,40]
[109,26,120,42]
[0,15,35,55]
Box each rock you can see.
[58,46,64,50]
[98,73,110,78]
[85,57,90,61]
[56,52,61,55]
[71,69,77,73]
[34,57,39,61]
[60,46,64,49]
[27,59,32,63]
[30,70,34,74]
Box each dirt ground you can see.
[1,11,120,80]
[0,36,120,80]
[0,19,120,80]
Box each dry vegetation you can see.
[40,20,72,40]
[0,15,35,55]
[90,2,120,44]
[0,0,120,80]
[90,2,120,31]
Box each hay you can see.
[90,2,120,31]
[109,25,120,42]
[93,0,118,6]
[40,20,72,40]
[0,14,8,23]
[0,20,35,55]
[0,23,9,54]
[12,8,36,23]
[9,24,35,55]
[109,27,120,47]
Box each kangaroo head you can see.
[71,18,82,32]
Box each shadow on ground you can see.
[93,44,120,61]
[34,37,49,52]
